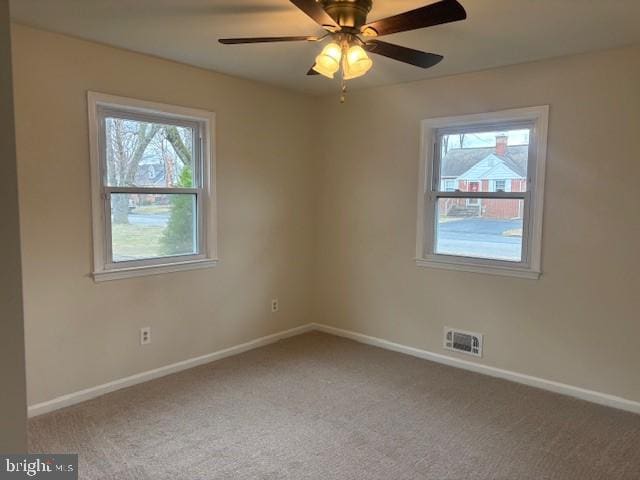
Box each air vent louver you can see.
[444,327,483,357]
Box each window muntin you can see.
[418,107,548,279]
[89,92,216,280]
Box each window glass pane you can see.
[105,117,195,188]
[435,198,524,262]
[439,128,529,193]
[110,194,197,262]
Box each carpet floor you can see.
[29,332,640,480]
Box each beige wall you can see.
[11,22,640,408]
[313,46,640,402]
[11,25,316,405]
[0,1,27,451]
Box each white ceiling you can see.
[10,0,640,95]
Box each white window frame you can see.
[88,92,218,282]
[416,106,548,280]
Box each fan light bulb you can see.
[343,45,373,80]
[312,42,342,79]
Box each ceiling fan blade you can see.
[362,0,466,37]
[219,36,318,45]
[365,40,443,68]
[290,0,339,28]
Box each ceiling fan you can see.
[219,0,467,100]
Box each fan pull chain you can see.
[340,46,348,104]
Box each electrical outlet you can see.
[271,298,279,313]
[140,327,151,345]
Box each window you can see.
[443,179,456,192]
[494,179,507,192]
[416,106,548,279]
[88,92,217,281]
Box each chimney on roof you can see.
[495,134,508,156]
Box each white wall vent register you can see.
[444,327,483,357]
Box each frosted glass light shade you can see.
[343,45,373,80]
[313,42,342,79]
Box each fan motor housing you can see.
[320,0,373,30]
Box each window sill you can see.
[415,258,540,280]
[93,258,219,282]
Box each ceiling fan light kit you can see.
[312,37,373,80]
[219,0,467,102]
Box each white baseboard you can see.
[312,323,640,415]
[28,324,315,417]
[29,322,640,417]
